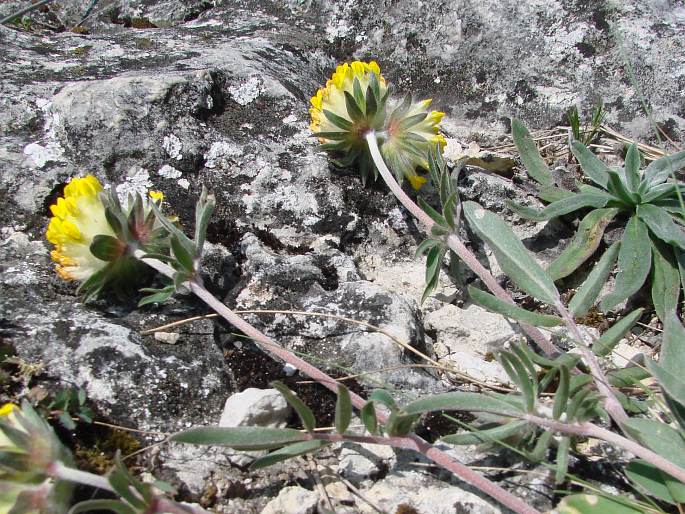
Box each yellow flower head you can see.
[0,403,24,454]
[45,175,115,281]
[309,60,444,189]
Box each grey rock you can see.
[219,388,291,429]
[358,470,501,514]
[425,303,516,385]
[260,486,319,514]
[337,442,396,483]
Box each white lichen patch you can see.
[228,76,264,105]
[22,99,66,168]
[162,134,183,160]
[204,141,243,169]
[177,178,190,189]
[158,164,183,179]
[113,167,154,205]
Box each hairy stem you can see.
[364,132,559,358]
[524,414,685,484]
[136,251,541,514]
[48,461,113,492]
[555,303,629,427]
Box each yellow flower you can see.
[309,60,387,134]
[46,175,115,281]
[381,98,446,190]
[0,403,20,451]
[309,60,445,189]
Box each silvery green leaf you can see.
[623,143,641,192]
[547,208,619,280]
[468,286,563,327]
[463,201,560,304]
[511,118,553,186]
[650,240,680,321]
[626,460,685,505]
[600,216,651,312]
[592,308,644,357]
[335,384,352,434]
[250,440,326,470]
[637,203,685,250]
[643,150,685,187]
[569,241,620,317]
[402,391,523,417]
[507,193,609,222]
[570,140,611,188]
[441,420,529,445]
[272,381,316,432]
[170,426,307,450]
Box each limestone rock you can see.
[260,486,319,514]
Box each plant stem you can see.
[555,303,629,427]
[48,461,113,492]
[135,250,541,514]
[364,132,560,358]
[524,414,685,484]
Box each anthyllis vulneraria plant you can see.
[309,60,445,189]
[510,119,685,319]
[46,175,170,301]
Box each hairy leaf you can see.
[623,144,641,192]
[441,420,530,445]
[507,194,609,222]
[335,385,352,434]
[272,381,316,432]
[250,440,326,470]
[511,118,553,186]
[570,140,611,188]
[592,308,644,357]
[643,149,685,187]
[569,241,620,317]
[463,201,559,304]
[650,240,681,321]
[626,460,685,504]
[170,426,307,450]
[556,494,644,514]
[403,392,523,417]
[547,208,619,280]
[600,216,651,312]
[638,203,685,250]
[468,286,562,327]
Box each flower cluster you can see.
[309,60,445,189]
[46,175,169,299]
[0,403,71,514]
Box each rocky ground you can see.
[1,0,683,512]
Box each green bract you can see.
[511,119,685,319]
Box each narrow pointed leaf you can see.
[569,241,620,317]
[547,208,619,279]
[643,150,685,186]
[555,436,571,484]
[592,308,644,357]
[625,418,685,468]
[529,430,553,461]
[170,235,196,273]
[335,385,352,434]
[507,194,609,222]
[499,352,535,412]
[170,426,307,450]
[606,169,639,205]
[626,460,685,504]
[511,118,553,185]
[343,91,364,122]
[361,401,378,434]
[468,286,562,327]
[368,389,398,412]
[538,184,576,203]
[556,495,644,514]
[69,500,137,514]
[441,420,529,445]
[600,216,652,312]
[250,440,326,470]
[645,314,685,409]
[650,240,680,321]
[463,201,560,304]
[418,196,447,225]
[398,112,428,130]
[323,109,353,131]
[570,140,610,188]
[623,144,641,192]
[553,365,570,419]
[271,381,316,432]
[402,392,523,417]
[607,366,650,387]
[365,83,378,117]
[638,204,685,250]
